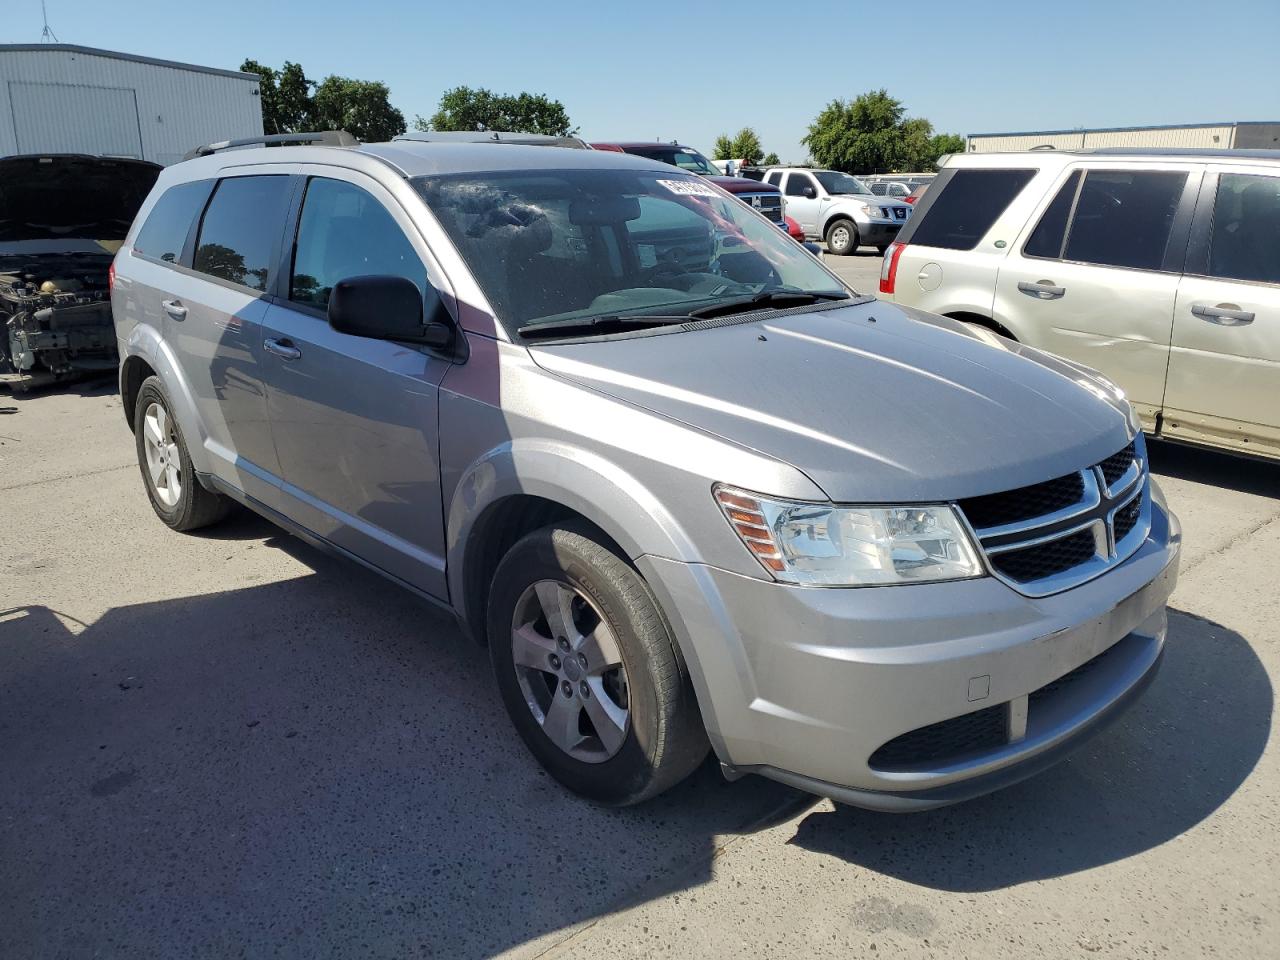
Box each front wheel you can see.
[488,523,709,805]
[825,218,859,256]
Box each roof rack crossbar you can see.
[183,130,357,161]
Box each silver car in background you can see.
[881,148,1280,461]
[111,136,1180,809]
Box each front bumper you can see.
[638,490,1180,812]
[855,219,904,246]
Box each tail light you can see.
[108,261,116,292]
[904,196,918,204]
[879,242,905,295]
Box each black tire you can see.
[876,244,890,256]
[488,522,709,805]
[824,218,859,256]
[133,375,230,532]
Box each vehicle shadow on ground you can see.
[787,606,1271,891]
[1147,437,1280,499]
[0,526,808,960]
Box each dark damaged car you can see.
[0,154,160,391]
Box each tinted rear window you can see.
[133,180,212,264]
[1024,170,1082,259]
[909,169,1035,250]
[1063,170,1186,271]
[192,176,292,292]
[1207,173,1280,284]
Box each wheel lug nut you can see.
[561,681,573,698]
[548,653,561,670]
[577,653,588,668]
[579,681,590,699]
[557,636,570,652]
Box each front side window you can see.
[290,178,425,308]
[192,176,292,291]
[908,168,1036,251]
[134,180,213,264]
[415,169,846,336]
[1062,170,1187,271]
[785,174,814,197]
[1207,173,1280,285]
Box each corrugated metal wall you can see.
[0,46,262,165]
[968,124,1240,153]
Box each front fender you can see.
[445,436,699,607]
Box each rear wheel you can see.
[488,523,709,805]
[825,218,859,256]
[133,376,230,531]
[876,244,890,256]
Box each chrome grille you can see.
[742,192,784,223]
[957,437,1149,597]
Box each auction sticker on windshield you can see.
[658,179,721,198]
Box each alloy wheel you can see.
[141,401,182,508]
[510,579,630,763]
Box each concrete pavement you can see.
[1,376,1276,959]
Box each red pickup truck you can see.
[592,142,804,241]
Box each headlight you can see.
[714,486,985,587]
[859,202,889,219]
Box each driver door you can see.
[260,172,456,598]
[783,172,821,235]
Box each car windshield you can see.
[814,171,873,196]
[414,169,847,337]
[628,146,718,176]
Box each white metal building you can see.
[0,44,263,166]
[967,121,1280,154]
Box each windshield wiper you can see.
[518,313,688,339]
[683,290,849,321]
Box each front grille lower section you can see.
[740,192,784,222]
[957,437,1150,597]
[869,638,1135,773]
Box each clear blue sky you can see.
[13,0,1280,162]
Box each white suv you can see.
[762,167,911,255]
[882,148,1280,461]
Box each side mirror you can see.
[328,275,453,349]
[802,186,817,199]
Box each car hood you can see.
[0,154,160,245]
[528,301,1134,502]
[707,175,779,196]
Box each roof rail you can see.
[183,130,357,161]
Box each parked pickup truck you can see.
[762,167,912,255]
[594,142,787,228]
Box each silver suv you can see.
[882,148,1280,461]
[112,134,1180,809]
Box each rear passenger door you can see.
[260,172,455,599]
[1163,166,1280,457]
[992,164,1200,424]
[167,173,293,504]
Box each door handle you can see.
[1017,280,1066,300]
[161,299,187,320]
[1191,302,1255,325]
[264,337,302,361]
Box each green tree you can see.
[712,133,735,160]
[313,76,405,142]
[763,151,781,166]
[803,89,905,173]
[897,116,935,170]
[241,59,315,134]
[416,86,574,136]
[729,127,764,166]
[925,133,966,170]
